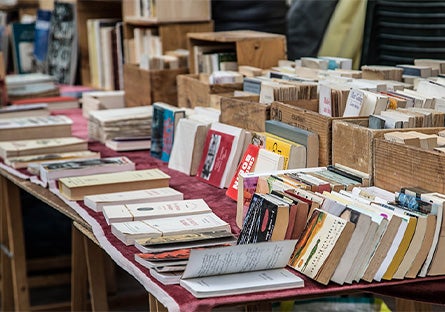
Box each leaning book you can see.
[57,168,170,201]
[179,240,304,297]
[39,156,135,185]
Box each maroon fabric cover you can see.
[29,109,445,309]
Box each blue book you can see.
[33,9,52,63]
[10,22,35,74]
[161,106,186,162]
[150,104,165,159]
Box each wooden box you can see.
[332,119,445,184]
[123,0,211,23]
[123,21,214,55]
[374,138,445,193]
[176,74,243,108]
[270,101,363,167]
[219,95,270,132]
[187,30,287,74]
[124,64,188,107]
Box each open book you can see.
[179,240,304,298]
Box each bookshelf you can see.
[187,30,287,75]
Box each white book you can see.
[179,240,303,298]
[40,156,135,185]
[343,88,365,117]
[209,122,246,188]
[168,118,210,176]
[111,212,231,245]
[253,148,285,172]
[84,187,183,212]
[103,198,212,224]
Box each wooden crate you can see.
[123,20,213,54]
[176,73,243,108]
[220,95,270,132]
[270,101,363,167]
[124,64,188,106]
[123,0,211,23]
[332,119,445,184]
[187,30,286,74]
[374,137,445,193]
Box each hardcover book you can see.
[83,187,183,212]
[10,21,35,74]
[102,198,212,224]
[58,168,170,201]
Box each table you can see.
[1,108,445,311]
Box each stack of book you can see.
[88,106,153,143]
[5,73,59,101]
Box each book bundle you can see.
[235,165,445,286]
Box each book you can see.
[168,118,210,176]
[57,168,170,201]
[287,209,355,285]
[3,150,100,170]
[237,193,290,244]
[102,198,212,224]
[179,240,304,298]
[254,147,285,172]
[149,269,184,285]
[33,9,52,68]
[11,96,79,110]
[83,187,183,212]
[225,144,260,201]
[105,136,151,151]
[82,90,125,118]
[0,115,72,141]
[46,1,78,84]
[150,102,165,159]
[195,122,247,189]
[135,253,188,270]
[263,133,305,169]
[134,231,237,254]
[265,120,319,167]
[0,137,88,160]
[111,212,231,245]
[10,21,35,74]
[0,103,50,119]
[39,156,135,185]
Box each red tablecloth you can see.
[42,108,445,311]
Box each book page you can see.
[182,240,297,279]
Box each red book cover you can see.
[196,129,234,188]
[225,144,260,201]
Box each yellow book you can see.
[263,132,306,169]
[382,215,417,280]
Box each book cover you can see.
[160,104,186,162]
[225,144,259,201]
[33,9,52,67]
[58,168,170,201]
[83,187,183,212]
[196,129,234,188]
[288,209,353,282]
[46,1,78,84]
[150,103,164,159]
[102,198,212,224]
[168,118,210,176]
[10,22,35,74]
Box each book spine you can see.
[150,105,164,159]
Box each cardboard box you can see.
[124,64,188,107]
[332,119,444,184]
[270,101,363,167]
[374,137,445,193]
[219,95,270,132]
[177,73,243,108]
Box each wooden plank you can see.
[27,255,71,272]
[28,273,71,288]
[124,64,153,106]
[158,21,213,52]
[150,68,188,106]
[149,293,168,312]
[71,224,88,312]
[0,175,14,311]
[374,138,445,193]
[84,233,109,311]
[220,96,270,132]
[236,37,286,70]
[4,177,30,311]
